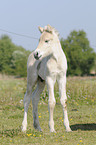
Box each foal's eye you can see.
[45,40,49,43]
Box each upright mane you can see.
[44,24,59,37]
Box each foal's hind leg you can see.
[32,77,45,131]
[22,74,37,132]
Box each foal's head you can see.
[34,25,59,60]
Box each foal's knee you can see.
[48,99,56,109]
[60,98,67,110]
[23,92,31,107]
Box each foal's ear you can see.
[38,26,44,33]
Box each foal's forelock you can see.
[39,24,59,38]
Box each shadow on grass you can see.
[71,123,96,131]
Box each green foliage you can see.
[0,31,96,77]
[0,35,15,73]
[61,30,96,76]
[0,35,30,77]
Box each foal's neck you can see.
[52,39,64,62]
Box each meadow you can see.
[0,76,96,145]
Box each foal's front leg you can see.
[32,78,45,131]
[46,77,56,132]
[58,75,72,132]
[22,68,37,132]
[22,85,32,132]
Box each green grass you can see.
[0,77,96,145]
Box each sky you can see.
[0,0,96,52]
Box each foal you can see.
[22,25,71,132]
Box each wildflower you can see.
[60,117,62,120]
[20,99,23,104]
[91,99,94,102]
[10,140,12,142]
[62,119,63,122]
[76,103,79,106]
[39,135,42,137]
[90,115,92,119]
[27,133,32,137]
[39,116,41,118]
[80,140,83,142]
[33,134,36,137]
[70,118,72,121]
[22,109,24,111]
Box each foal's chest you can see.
[38,57,65,80]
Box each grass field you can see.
[0,76,96,145]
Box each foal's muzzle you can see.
[34,51,42,60]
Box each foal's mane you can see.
[44,24,59,37]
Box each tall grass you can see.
[0,77,96,145]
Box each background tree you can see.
[0,35,30,77]
[0,35,16,73]
[61,30,95,76]
[11,49,30,77]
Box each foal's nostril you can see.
[34,51,41,60]
[34,51,39,58]
[36,52,38,56]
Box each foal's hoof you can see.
[50,129,56,133]
[66,127,72,132]
[37,127,42,132]
[34,126,42,132]
[21,126,27,133]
